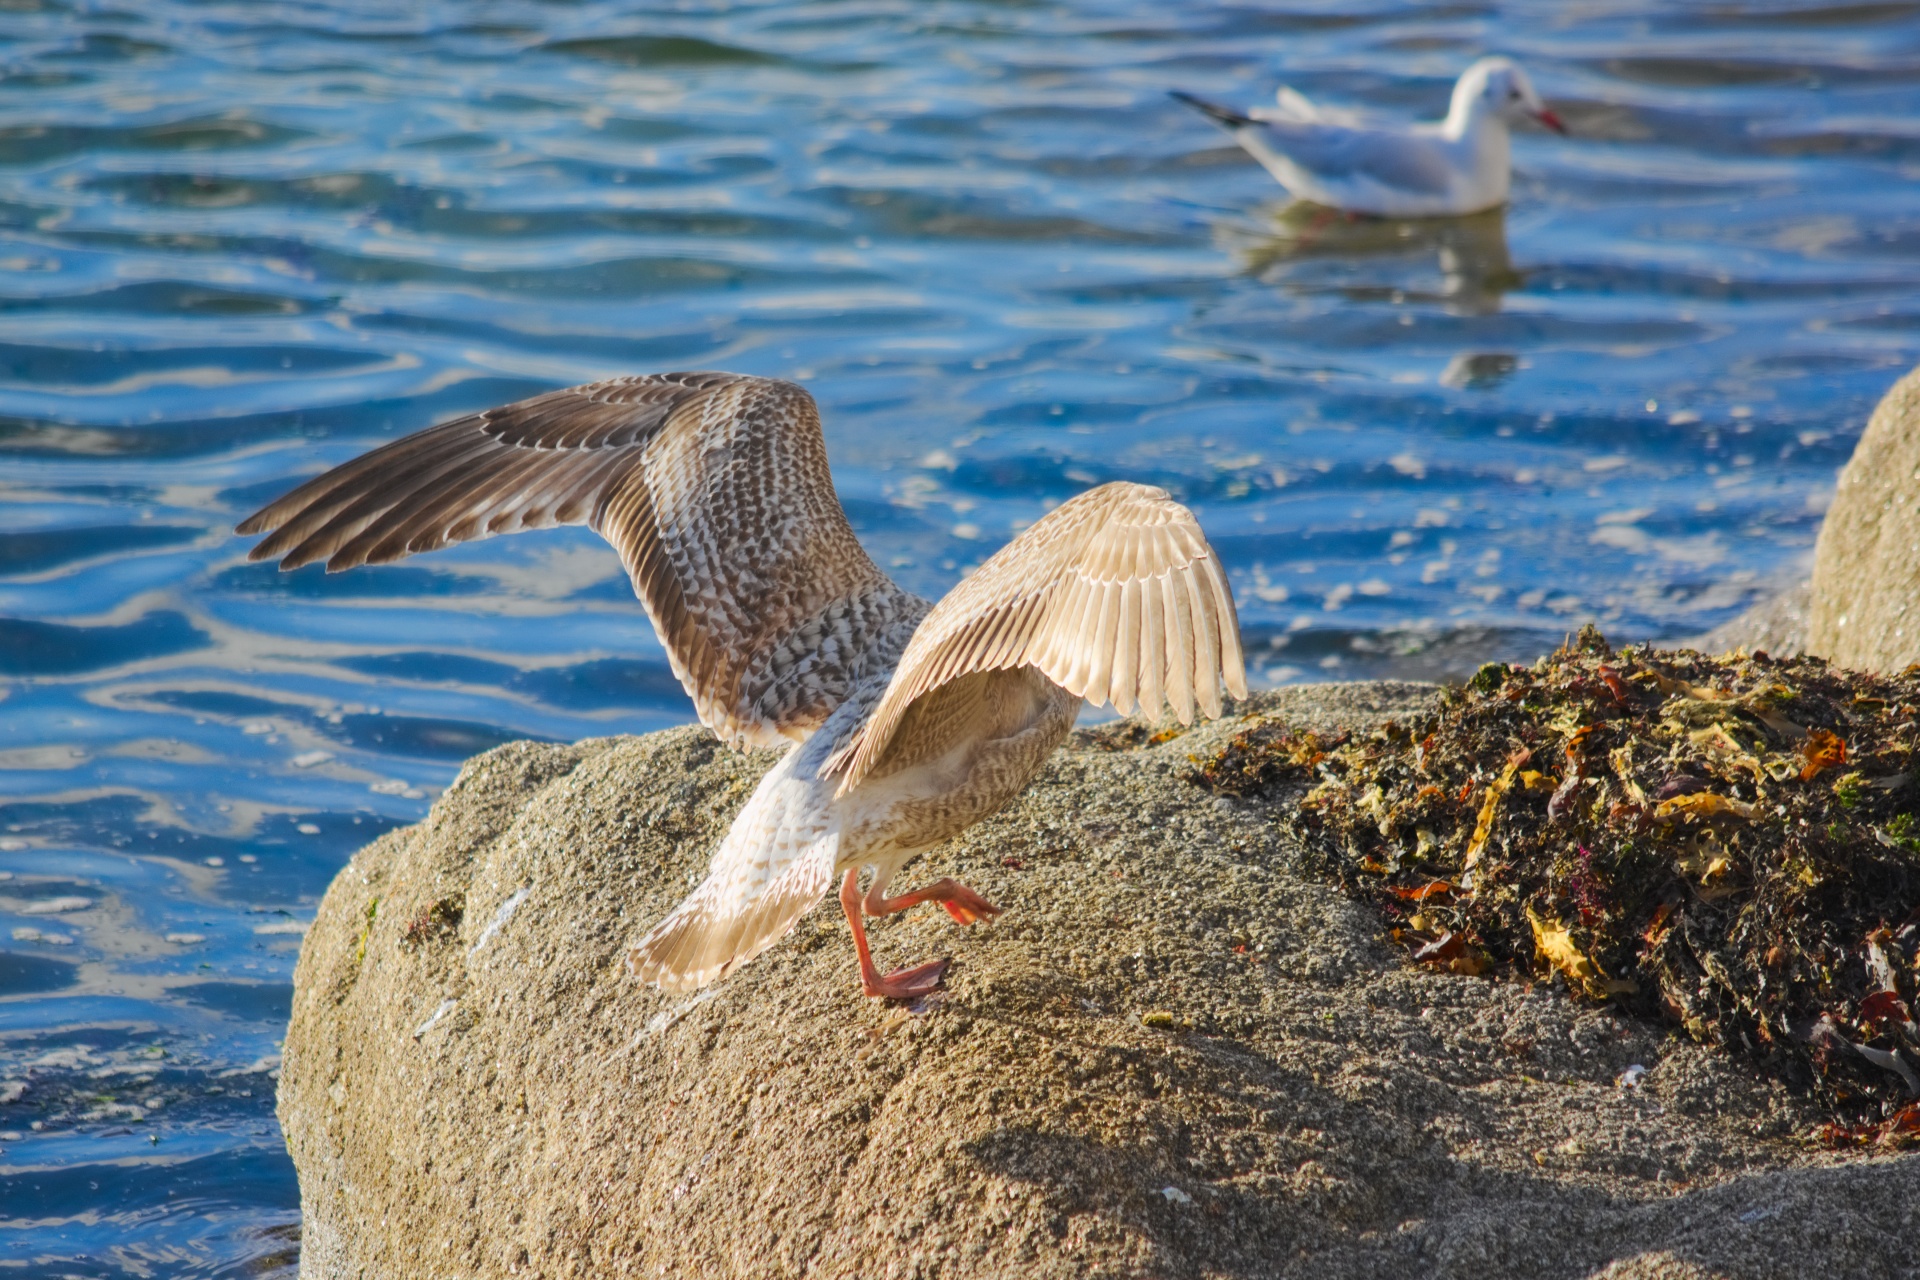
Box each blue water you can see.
[1,0,1918,1272]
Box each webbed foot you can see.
[865,957,951,1000]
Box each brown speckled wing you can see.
[236,373,923,748]
[829,481,1247,793]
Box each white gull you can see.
[1174,57,1565,218]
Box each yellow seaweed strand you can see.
[1461,759,1519,878]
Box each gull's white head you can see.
[1449,57,1565,135]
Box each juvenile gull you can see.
[1173,57,1565,217]
[237,373,1246,999]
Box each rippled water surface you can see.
[3,0,1919,1271]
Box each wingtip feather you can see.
[1170,90,1256,130]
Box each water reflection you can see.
[1225,204,1520,316]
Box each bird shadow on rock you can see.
[962,1113,1920,1280]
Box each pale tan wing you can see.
[626,832,839,993]
[830,481,1246,793]
[235,373,923,749]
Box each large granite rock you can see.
[1686,579,1810,660]
[1809,364,1920,670]
[281,684,1918,1280]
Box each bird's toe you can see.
[941,883,1001,926]
[867,957,951,1000]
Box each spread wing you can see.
[829,481,1247,794]
[235,372,924,749]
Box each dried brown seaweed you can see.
[1194,626,1920,1140]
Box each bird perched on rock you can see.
[237,373,1245,1000]
[1173,57,1565,217]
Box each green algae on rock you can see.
[1193,629,1920,1137]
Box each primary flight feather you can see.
[238,372,1247,1000]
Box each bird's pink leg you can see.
[839,869,950,1000]
[864,876,1002,926]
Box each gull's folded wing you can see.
[236,372,924,748]
[830,481,1246,794]
[1252,119,1456,195]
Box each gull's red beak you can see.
[1533,108,1567,135]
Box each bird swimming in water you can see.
[1173,56,1565,217]
[236,372,1246,1000]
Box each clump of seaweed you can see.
[1195,626,1920,1141]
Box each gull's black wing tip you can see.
[1170,90,1255,130]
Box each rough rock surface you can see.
[1687,579,1810,660]
[1809,363,1920,670]
[281,684,1918,1280]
